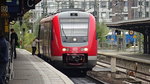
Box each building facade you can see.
[31,0,150,23]
[112,0,150,22]
[31,0,112,23]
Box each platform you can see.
[9,49,73,84]
[98,50,150,64]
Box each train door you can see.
[43,22,50,57]
[38,25,44,55]
[48,21,52,58]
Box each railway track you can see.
[40,56,103,84]
[96,61,150,84]
[58,69,103,84]
[70,76,103,84]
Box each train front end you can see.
[52,11,97,69]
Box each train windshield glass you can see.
[60,18,89,44]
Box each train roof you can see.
[58,11,91,18]
[40,11,92,23]
[40,15,54,23]
[58,8,85,12]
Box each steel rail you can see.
[97,60,150,82]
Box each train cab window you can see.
[60,18,89,43]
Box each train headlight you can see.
[84,48,88,51]
[73,37,77,42]
[62,48,70,51]
[81,48,88,51]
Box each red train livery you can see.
[38,11,97,70]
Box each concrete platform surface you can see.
[9,49,74,84]
[98,50,150,64]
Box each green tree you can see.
[23,32,35,50]
[10,21,20,33]
[96,22,109,42]
[10,12,37,49]
[23,12,33,31]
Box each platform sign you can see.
[1,6,8,12]
[0,6,9,17]
[24,0,35,9]
[5,26,9,32]
[6,0,12,2]
[1,12,9,17]
[5,0,20,13]
[5,19,9,25]
[5,19,9,32]
[133,35,137,38]
[129,30,134,35]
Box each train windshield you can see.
[60,18,89,46]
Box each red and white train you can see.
[38,11,97,70]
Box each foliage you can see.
[96,22,109,42]
[23,33,35,47]
[10,21,20,35]
[10,11,40,50]
[11,21,28,38]
[23,12,33,30]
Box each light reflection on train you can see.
[38,11,97,70]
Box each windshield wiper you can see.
[61,25,68,39]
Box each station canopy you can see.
[106,18,150,34]
[4,0,41,21]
